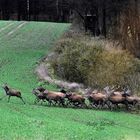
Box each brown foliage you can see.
[49,35,140,93]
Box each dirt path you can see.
[36,62,84,92]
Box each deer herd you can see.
[1,83,140,111]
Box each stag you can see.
[104,86,129,110]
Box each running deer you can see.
[1,84,25,104]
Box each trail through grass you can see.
[0,21,139,140]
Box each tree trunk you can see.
[102,0,106,37]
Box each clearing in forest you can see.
[0,21,139,140]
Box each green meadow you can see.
[0,21,139,140]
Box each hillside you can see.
[0,21,139,140]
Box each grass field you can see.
[0,21,140,140]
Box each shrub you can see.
[88,49,137,88]
[49,35,140,92]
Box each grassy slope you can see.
[0,21,139,140]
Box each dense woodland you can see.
[0,0,139,57]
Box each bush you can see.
[88,50,137,87]
[49,35,140,93]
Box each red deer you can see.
[104,86,129,110]
[87,92,108,108]
[32,89,49,104]
[43,90,66,106]
[108,94,128,110]
[2,84,25,104]
[126,96,140,109]
[65,92,86,107]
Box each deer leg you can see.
[34,98,38,104]
[76,102,81,108]
[109,102,113,111]
[19,96,25,104]
[61,100,65,107]
[8,96,11,102]
[61,98,66,107]
[90,103,94,108]
[66,100,71,107]
[41,99,46,105]
[82,102,87,108]
[48,100,52,106]
[102,101,106,109]
[92,102,96,108]
[100,102,104,109]
[55,100,59,106]
[40,99,45,105]
[94,102,98,109]
[133,101,138,109]
[46,100,49,106]
[125,102,129,110]
[35,98,40,104]
[110,104,113,111]
[115,104,120,109]
[106,101,111,109]
[98,101,102,109]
